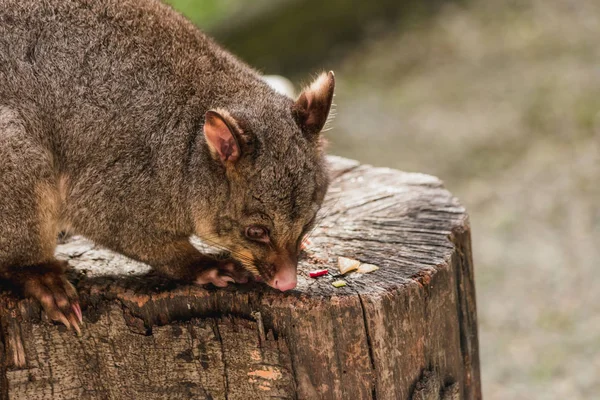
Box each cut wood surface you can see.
[0,156,481,400]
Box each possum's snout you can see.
[266,259,297,291]
[269,270,297,291]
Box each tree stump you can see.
[0,156,481,400]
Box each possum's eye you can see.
[245,225,270,243]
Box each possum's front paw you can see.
[17,261,82,335]
[195,261,251,288]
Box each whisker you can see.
[303,192,345,241]
[193,234,255,264]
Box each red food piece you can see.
[309,269,328,278]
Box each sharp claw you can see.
[56,313,71,330]
[73,323,81,336]
[223,276,235,283]
[69,315,82,336]
[72,303,83,323]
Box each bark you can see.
[0,156,481,400]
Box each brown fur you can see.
[0,0,334,328]
[35,180,62,260]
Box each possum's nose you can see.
[270,266,297,291]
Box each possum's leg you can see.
[166,243,252,287]
[111,238,251,287]
[0,107,81,333]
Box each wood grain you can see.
[0,156,481,399]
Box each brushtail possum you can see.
[0,0,334,334]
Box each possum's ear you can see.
[293,71,335,136]
[203,110,241,163]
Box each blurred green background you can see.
[166,0,600,398]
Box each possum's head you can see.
[194,72,335,291]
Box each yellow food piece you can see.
[337,256,360,274]
[357,263,380,274]
[332,280,347,288]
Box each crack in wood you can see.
[281,312,300,400]
[358,293,378,400]
[213,321,229,400]
[450,226,481,399]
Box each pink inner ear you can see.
[306,96,324,128]
[204,112,240,163]
[303,93,317,125]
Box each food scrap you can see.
[309,269,328,278]
[357,263,380,274]
[331,280,347,288]
[337,257,360,274]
